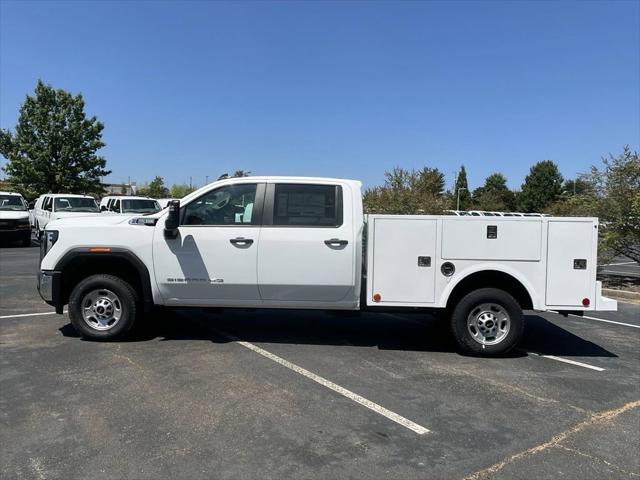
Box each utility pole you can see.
[456,187,467,211]
[205,175,209,184]
[190,176,192,189]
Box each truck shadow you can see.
[520,314,617,358]
[60,308,617,358]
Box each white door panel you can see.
[154,225,261,303]
[153,182,264,305]
[258,228,354,301]
[371,218,437,304]
[546,221,595,306]
[257,182,355,303]
[442,219,541,261]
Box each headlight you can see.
[40,230,59,260]
[17,218,30,229]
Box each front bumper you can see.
[38,270,63,313]
[595,280,618,311]
[0,228,31,241]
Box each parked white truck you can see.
[37,176,617,355]
[0,191,31,246]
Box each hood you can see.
[53,211,103,219]
[46,210,166,229]
[47,214,136,229]
[0,210,29,220]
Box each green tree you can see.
[547,146,640,263]
[562,178,592,196]
[472,173,516,211]
[138,176,170,198]
[0,80,110,199]
[586,146,640,262]
[518,160,564,212]
[232,170,251,177]
[451,165,470,210]
[363,166,447,214]
[170,183,196,198]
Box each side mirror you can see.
[28,202,35,209]
[100,205,107,212]
[164,200,180,237]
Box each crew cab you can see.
[33,194,101,238]
[37,176,617,355]
[0,191,31,246]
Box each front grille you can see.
[0,219,17,230]
[39,235,46,264]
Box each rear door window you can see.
[270,184,342,227]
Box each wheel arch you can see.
[55,248,153,309]
[443,266,537,312]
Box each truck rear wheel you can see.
[451,288,523,356]
[68,274,139,340]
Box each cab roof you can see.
[38,193,95,198]
[104,196,156,201]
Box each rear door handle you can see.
[230,237,254,246]
[324,238,348,246]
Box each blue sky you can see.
[1,0,638,190]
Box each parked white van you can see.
[33,194,101,237]
[0,191,31,246]
[100,196,161,215]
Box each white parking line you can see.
[567,313,640,329]
[228,335,430,435]
[528,352,605,372]
[0,310,64,319]
[600,261,636,266]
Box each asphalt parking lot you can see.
[1,240,639,479]
[599,256,640,279]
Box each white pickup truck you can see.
[37,176,617,355]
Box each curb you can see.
[602,288,640,303]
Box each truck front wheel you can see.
[68,274,139,340]
[451,288,523,356]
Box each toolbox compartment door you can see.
[441,219,542,261]
[545,220,596,306]
[371,217,437,304]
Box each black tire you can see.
[68,274,139,340]
[450,288,523,356]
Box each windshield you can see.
[122,199,161,214]
[54,197,99,213]
[0,194,27,211]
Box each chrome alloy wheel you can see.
[81,289,123,331]
[467,303,510,346]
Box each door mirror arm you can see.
[164,200,180,238]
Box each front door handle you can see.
[230,237,254,247]
[324,238,348,247]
